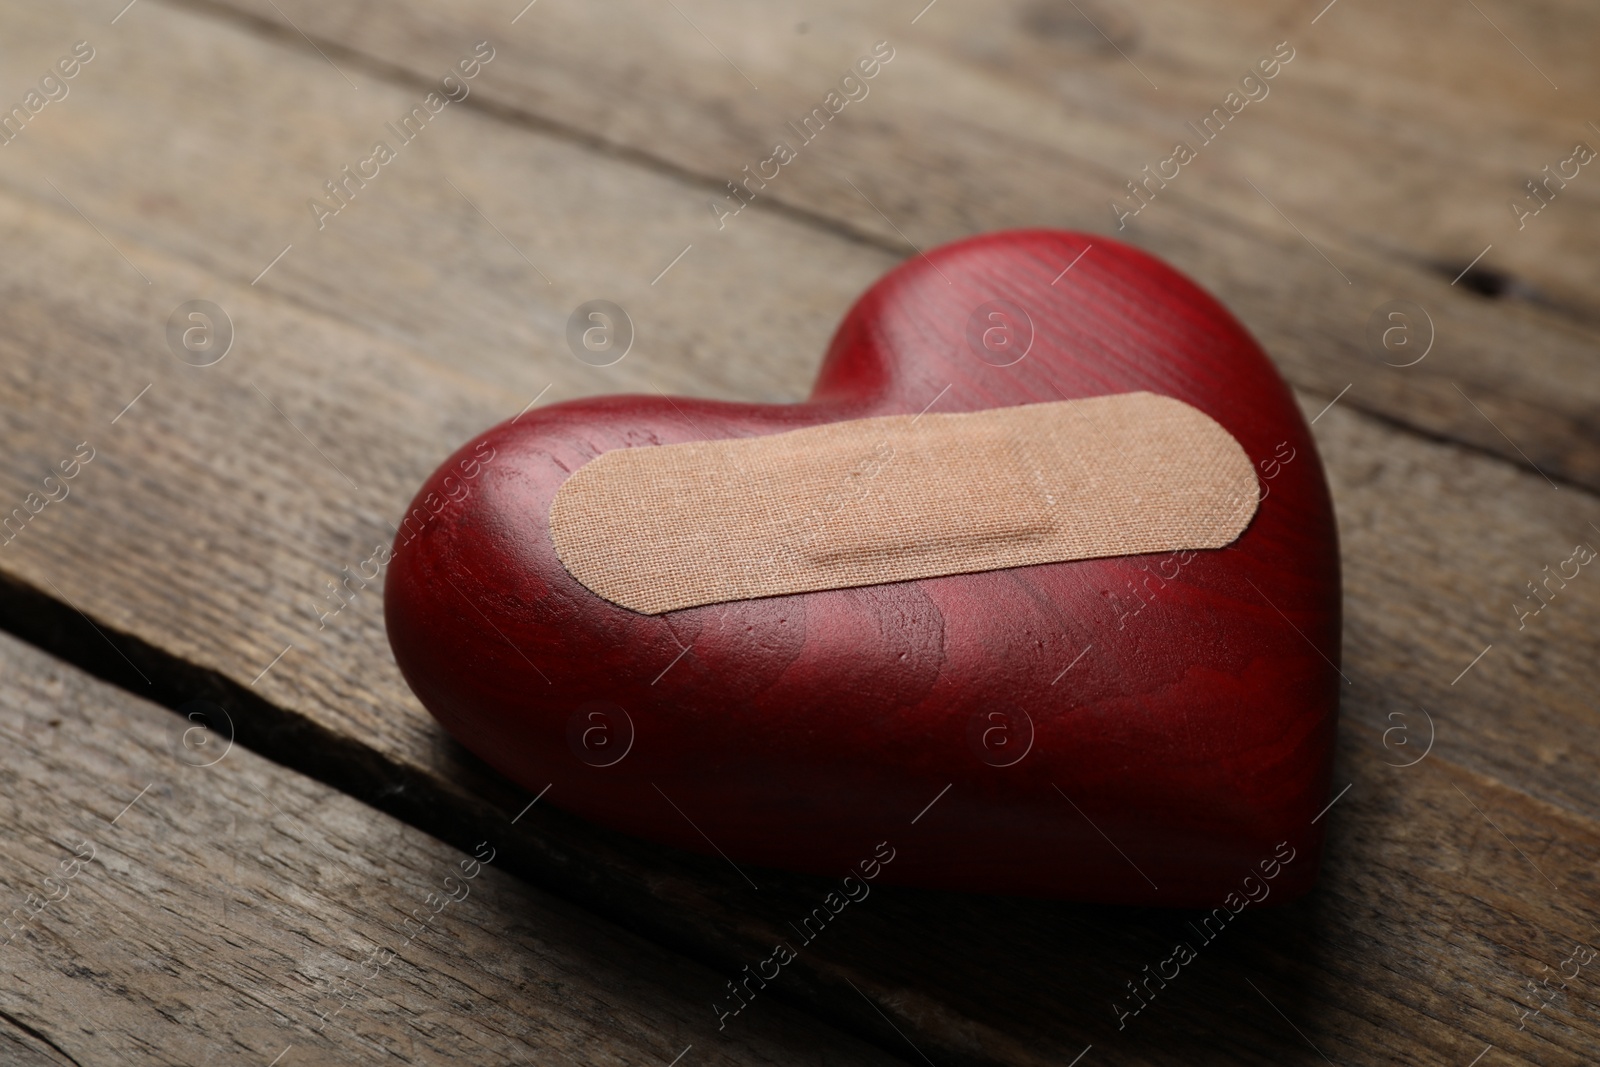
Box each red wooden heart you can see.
[385,230,1340,905]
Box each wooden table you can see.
[0,0,1596,1063]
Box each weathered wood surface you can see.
[0,0,1596,1065]
[198,0,1600,492]
[0,631,899,1066]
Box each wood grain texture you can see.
[0,1015,75,1067]
[187,0,1600,493]
[2,0,885,407]
[0,0,1595,1064]
[0,631,899,1066]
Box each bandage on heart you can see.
[551,393,1260,615]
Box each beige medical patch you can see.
[549,392,1260,614]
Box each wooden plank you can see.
[181,0,1600,493]
[808,721,1600,1067]
[0,1017,73,1067]
[0,632,901,1065]
[0,2,1597,1065]
[3,0,885,408]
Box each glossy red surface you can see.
[384,230,1341,905]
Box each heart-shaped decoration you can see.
[385,230,1340,905]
